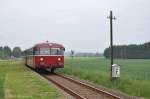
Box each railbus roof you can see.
[33,42,64,48]
[23,42,65,52]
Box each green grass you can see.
[0,60,63,99]
[57,57,150,99]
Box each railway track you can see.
[41,73,121,99]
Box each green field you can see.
[57,57,150,99]
[0,58,149,99]
[0,60,63,99]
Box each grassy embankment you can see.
[57,57,150,99]
[0,60,63,99]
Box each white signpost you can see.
[112,64,120,78]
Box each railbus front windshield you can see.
[34,47,64,55]
[40,48,50,55]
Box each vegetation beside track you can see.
[58,57,150,99]
[0,60,62,99]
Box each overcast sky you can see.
[0,0,150,52]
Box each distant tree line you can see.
[75,52,103,57]
[104,42,150,59]
[0,46,22,59]
[65,51,103,57]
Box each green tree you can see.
[0,47,3,59]
[104,42,150,59]
[3,46,11,59]
[12,47,22,58]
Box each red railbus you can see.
[23,42,65,72]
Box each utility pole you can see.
[107,10,116,80]
[71,50,74,59]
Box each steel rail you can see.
[41,73,122,99]
[42,75,86,99]
[56,74,121,99]
[26,65,142,99]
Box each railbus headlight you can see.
[58,58,61,61]
[40,57,44,61]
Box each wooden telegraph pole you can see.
[107,11,116,80]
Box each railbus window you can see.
[51,48,64,55]
[30,48,33,55]
[59,48,65,55]
[40,48,50,55]
[51,48,58,55]
[34,48,40,55]
[27,49,33,55]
